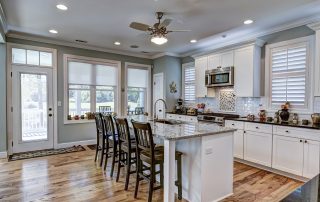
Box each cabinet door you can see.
[234,130,244,159]
[272,135,304,176]
[244,131,272,166]
[195,57,208,98]
[207,54,221,70]
[303,139,320,178]
[234,46,254,97]
[220,51,234,67]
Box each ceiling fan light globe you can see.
[151,35,168,45]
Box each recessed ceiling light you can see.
[222,34,227,38]
[244,19,254,25]
[190,39,197,43]
[49,29,58,34]
[114,41,121,45]
[56,4,68,10]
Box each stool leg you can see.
[148,165,154,202]
[100,137,105,166]
[95,135,100,162]
[160,162,164,187]
[134,159,141,198]
[116,148,122,182]
[177,156,182,200]
[110,144,117,177]
[125,152,131,190]
[104,140,110,170]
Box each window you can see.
[12,48,53,66]
[182,63,196,102]
[266,36,313,111]
[65,55,120,119]
[126,65,150,115]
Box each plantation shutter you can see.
[271,43,307,108]
[184,66,196,102]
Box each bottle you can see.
[292,113,299,125]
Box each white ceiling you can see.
[1,0,320,58]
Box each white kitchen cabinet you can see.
[207,54,220,70]
[207,51,234,70]
[234,44,262,97]
[166,114,176,119]
[234,130,244,159]
[272,135,304,176]
[244,131,272,167]
[220,51,234,67]
[195,57,215,97]
[184,116,198,123]
[303,139,320,178]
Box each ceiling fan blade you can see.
[159,19,172,28]
[129,22,152,31]
[167,30,191,32]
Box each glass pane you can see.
[96,88,114,112]
[20,73,48,141]
[40,52,52,66]
[12,48,26,64]
[127,87,146,115]
[27,50,39,65]
[68,89,90,116]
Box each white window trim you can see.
[265,35,315,114]
[124,62,152,116]
[6,43,58,153]
[182,62,196,104]
[63,54,121,124]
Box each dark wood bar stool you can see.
[101,114,118,177]
[94,113,106,166]
[114,118,137,190]
[131,120,183,202]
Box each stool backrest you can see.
[131,120,154,153]
[102,114,116,140]
[95,113,104,137]
[115,118,131,146]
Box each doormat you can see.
[8,145,86,161]
[87,144,97,150]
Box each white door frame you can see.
[7,43,58,155]
[124,62,152,116]
[153,72,165,118]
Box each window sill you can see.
[64,119,95,125]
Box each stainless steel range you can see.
[197,113,240,126]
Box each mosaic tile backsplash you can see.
[219,90,236,112]
[196,88,320,119]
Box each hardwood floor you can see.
[0,146,302,202]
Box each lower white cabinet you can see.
[272,135,304,176]
[303,139,320,178]
[244,131,272,167]
[234,130,244,159]
[166,114,198,123]
[272,135,320,178]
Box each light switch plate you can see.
[57,101,62,107]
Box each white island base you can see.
[171,131,234,202]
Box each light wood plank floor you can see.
[0,146,303,202]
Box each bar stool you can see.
[94,113,106,166]
[131,120,183,202]
[101,114,118,176]
[114,117,137,190]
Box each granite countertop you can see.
[166,112,198,117]
[127,115,236,141]
[226,117,320,130]
[281,174,320,202]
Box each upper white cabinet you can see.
[195,56,215,98]
[207,51,234,70]
[234,45,262,97]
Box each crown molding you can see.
[184,14,320,58]
[307,21,320,31]
[151,52,181,59]
[6,32,153,59]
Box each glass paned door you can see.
[12,66,54,153]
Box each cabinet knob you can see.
[232,124,235,126]
[256,127,259,129]
[300,140,303,143]
[244,131,246,133]
[305,140,308,143]
[285,130,289,133]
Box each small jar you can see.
[292,113,299,124]
[274,112,280,123]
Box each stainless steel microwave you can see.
[205,66,234,87]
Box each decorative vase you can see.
[280,109,290,122]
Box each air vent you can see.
[75,39,88,43]
[141,51,149,53]
[130,45,139,49]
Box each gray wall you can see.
[0,43,6,152]
[6,37,152,144]
[153,56,182,111]
[181,56,194,64]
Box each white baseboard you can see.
[0,151,7,159]
[56,139,96,149]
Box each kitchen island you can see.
[129,115,236,202]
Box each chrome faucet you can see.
[153,99,167,120]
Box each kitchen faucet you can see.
[153,99,167,120]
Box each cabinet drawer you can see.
[176,115,186,121]
[245,122,272,133]
[225,120,244,130]
[184,116,198,123]
[274,126,320,142]
[166,114,176,119]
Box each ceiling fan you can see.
[129,12,190,45]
